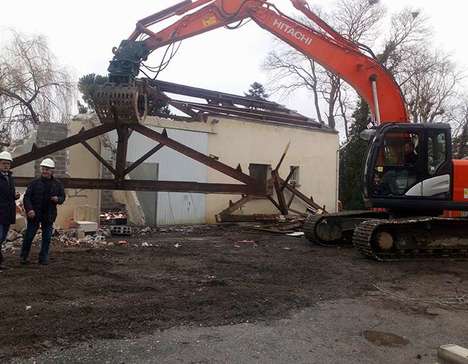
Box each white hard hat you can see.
[0,151,13,162]
[40,158,55,169]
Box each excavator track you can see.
[93,83,147,124]
[304,214,331,246]
[353,217,468,261]
[304,211,389,246]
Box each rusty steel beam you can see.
[175,101,322,127]
[274,142,290,172]
[283,182,326,212]
[115,126,130,180]
[150,79,290,113]
[217,214,283,223]
[286,191,295,208]
[272,170,289,215]
[12,123,114,168]
[281,166,297,191]
[267,195,282,212]
[81,140,117,176]
[218,195,256,216]
[124,143,164,176]
[131,124,259,187]
[14,177,263,194]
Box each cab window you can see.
[428,132,447,175]
[372,131,420,196]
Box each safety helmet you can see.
[0,151,13,162]
[40,158,55,169]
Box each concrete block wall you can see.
[34,122,68,178]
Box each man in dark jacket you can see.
[0,151,19,269]
[20,158,65,265]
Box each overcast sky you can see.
[0,0,466,118]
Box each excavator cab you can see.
[364,123,453,214]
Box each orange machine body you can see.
[452,160,468,203]
[120,0,409,124]
[109,0,467,217]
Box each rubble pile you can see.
[54,228,112,248]
[100,210,128,225]
[235,215,306,234]
[1,232,22,254]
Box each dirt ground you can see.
[1,224,468,362]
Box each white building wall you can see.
[205,116,339,222]
[74,114,338,226]
[109,126,208,225]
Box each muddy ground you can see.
[1,224,467,362]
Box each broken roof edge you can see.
[72,112,336,138]
[203,113,338,135]
[72,110,336,136]
[148,79,335,132]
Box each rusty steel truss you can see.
[11,79,321,201]
[12,119,264,195]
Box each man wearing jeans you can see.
[0,151,20,269]
[20,158,65,265]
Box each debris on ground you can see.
[100,210,128,225]
[109,225,132,236]
[241,215,306,234]
[0,224,467,362]
[287,232,305,237]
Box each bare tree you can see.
[263,0,385,136]
[401,50,464,123]
[333,0,385,43]
[0,30,74,142]
[265,2,464,138]
[450,96,468,158]
[378,8,430,72]
[381,10,464,124]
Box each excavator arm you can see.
[95,0,468,262]
[101,0,409,124]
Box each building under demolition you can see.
[10,81,339,228]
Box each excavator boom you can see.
[94,0,468,262]
[104,0,408,124]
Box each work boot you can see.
[38,260,49,266]
[20,257,30,265]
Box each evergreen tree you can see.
[77,100,88,114]
[339,99,371,210]
[453,122,468,159]
[245,82,269,100]
[78,73,171,116]
[78,73,108,110]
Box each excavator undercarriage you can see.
[305,212,468,261]
[353,217,468,261]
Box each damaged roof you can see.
[148,79,328,130]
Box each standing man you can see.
[21,158,65,265]
[0,151,19,269]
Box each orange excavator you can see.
[95,0,468,260]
